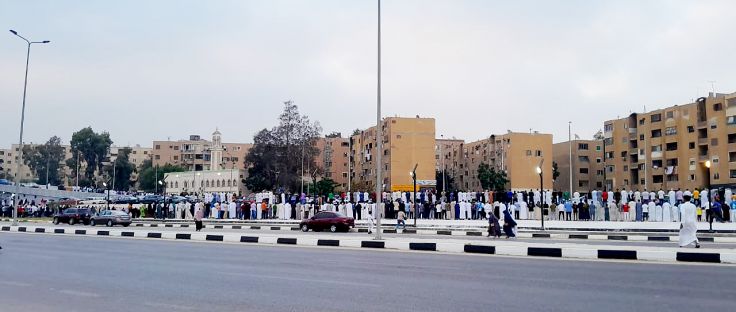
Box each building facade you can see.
[443,132,553,192]
[603,92,736,192]
[314,135,350,189]
[350,117,436,192]
[552,139,605,194]
[163,169,243,195]
[152,131,252,172]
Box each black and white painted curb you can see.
[122,223,736,243]
[2,225,735,264]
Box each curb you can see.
[2,225,734,265]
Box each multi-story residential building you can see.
[553,139,605,194]
[0,144,74,185]
[152,130,252,172]
[443,131,553,192]
[603,92,736,192]
[314,135,350,189]
[435,138,464,172]
[109,145,152,168]
[350,117,436,192]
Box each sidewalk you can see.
[3,224,735,265]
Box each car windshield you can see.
[111,211,127,216]
[333,212,346,218]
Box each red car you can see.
[300,211,355,232]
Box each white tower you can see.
[211,129,223,170]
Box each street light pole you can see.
[374,0,383,240]
[411,164,418,227]
[705,160,713,232]
[441,134,446,200]
[9,29,49,226]
[536,165,544,231]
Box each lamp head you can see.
[535,166,542,174]
[705,160,711,168]
[9,29,17,35]
[103,182,107,187]
[42,40,50,43]
[158,180,163,185]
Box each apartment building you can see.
[436,138,464,172]
[350,117,436,192]
[603,92,736,192]
[314,135,350,189]
[152,130,252,172]
[552,139,605,194]
[0,144,74,185]
[444,131,553,192]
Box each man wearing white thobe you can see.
[662,202,671,222]
[679,195,699,248]
[518,201,528,219]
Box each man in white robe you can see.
[518,201,528,220]
[228,201,237,219]
[662,202,671,222]
[679,195,700,248]
[653,202,662,222]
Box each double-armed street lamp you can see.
[9,29,50,226]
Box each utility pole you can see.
[568,121,572,200]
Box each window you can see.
[155,155,160,160]
[653,175,663,183]
[578,156,590,162]
[639,134,644,141]
[155,145,160,150]
[688,142,695,149]
[665,127,677,136]
[666,111,674,119]
[596,145,601,151]
[620,151,627,158]
[711,124,717,130]
[579,168,589,174]
[604,124,613,132]
[652,160,663,168]
[713,157,719,163]
[731,170,736,179]
[666,142,678,151]
[714,103,723,111]
[596,182,603,188]
[666,158,678,166]
[651,114,662,122]
[639,119,645,125]
[578,143,589,150]
[729,134,736,144]
[714,173,720,180]
[728,116,736,125]
[536,150,543,157]
[729,152,736,162]
[652,145,662,152]
[596,170,604,176]
[174,146,179,150]
[711,138,718,146]
[651,129,662,138]
[596,157,602,163]
[605,152,614,159]
[525,150,532,156]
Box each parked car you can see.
[90,210,131,227]
[80,197,107,205]
[0,179,13,185]
[139,195,163,204]
[113,195,139,204]
[300,211,355,233]
[53,208,93,225]
[58,198,80,206]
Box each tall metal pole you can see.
[374,0,383,240]
[45,154,50,188]
[441,135,446,198]
[568,121,572,200]
[348,138,352,196]
[301,144,305,194]
[10,30,49,226]
[76,151,80,188]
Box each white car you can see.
[80,197,107,205]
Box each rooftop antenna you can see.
[707,80,716,96]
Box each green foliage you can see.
[22,136,66,185]
[435,170,456,193]
[244,101,321,192]
[103,147,136,191]
[477,163,509,191]
[138,159,185,193]
[68,127,113,185]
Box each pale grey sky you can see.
[1,0,735,148]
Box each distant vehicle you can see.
[300,211,355,233]
[53,208,93,225]
[0,179,12,185]
[80,197,107,205]
[113,195,139,204]
[169,196,189,204]
[58,198,80,206]
[90,210,131,227]
[140,195,163,204]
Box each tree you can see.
[22,136,66,185]
[309,178,338,196]
[552,161,560,182]
[325,132,342,138]
[244,101,322,192]
[103,147,136,191]
[68,127,113,186]
[137,159,185,193]
[477,163,509,191]
[435,170,456,193]
[351,129,362,136]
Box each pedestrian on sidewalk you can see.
[194,205,204,232]
[502,209,517,238]
[679,194,700,248]
[396,210,406,230]
[487,211,501,238]
[367,209,375,235]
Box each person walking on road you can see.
[679,194,700,248]
[502,209,517,239]
[194,205,204,232]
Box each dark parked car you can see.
[90,210,131,227]
[300,211,355,233]
[53,208,92,225]
[113,195,139,204]
[139,195,163,204]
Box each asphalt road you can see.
[1,233,734,312]
[14,222,736,249]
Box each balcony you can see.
[697,120,707,129]
[698,137,708,145]
[698,154,709,161]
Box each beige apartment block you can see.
[152,130,252,172]
[552,139,605,194]
[0,144,74,185]
[603,92,736,192]
[443,132,553,192]
[435,138,464,172]
[350,117,436,192]
[314,135,350,189]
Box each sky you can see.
[2,0,735,148]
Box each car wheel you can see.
[123,223,129,227]
[90,219,96,226]
[301,224,309,232]
[106,220,113,227]
[53,217,59,225]
[330,225,337,233]
[69,218,75,225]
